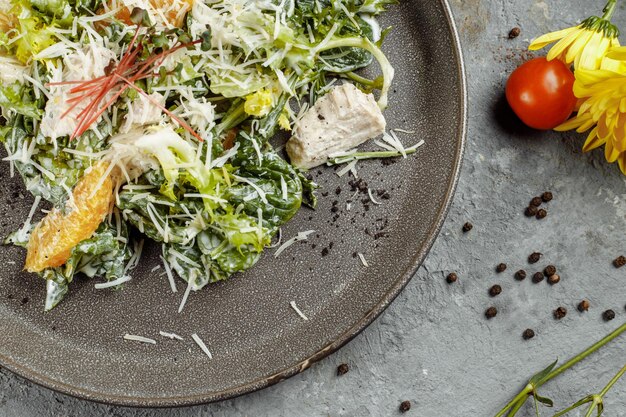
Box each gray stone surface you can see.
[1,0,625,416]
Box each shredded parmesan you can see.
[95,275,131,289]
[159,331,184,340]
[191,333,213,359]
[290,301,309,321]
[358,253,370,267]
[161,255,178,293]
[178,278,193,313]
[393,128,417,134]
[280,176,288,200]
[274,230,315,257]
[367,188,383,205]
[123,334,156,344]
[336,160,357,177]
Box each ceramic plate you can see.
[0,0,466,406]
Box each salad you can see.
[0,0,408,311]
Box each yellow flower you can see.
[556,67,626,173]
[529,15,620,70]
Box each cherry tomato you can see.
[506,57,577,130]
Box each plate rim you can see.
[0,0,467,407]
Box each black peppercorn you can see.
[515,270,527,281]
[522,329,535,340]
[496,263,507,273]
[399,401,411,413]
[485,306,498,319]
[548,274,561,285]
[613,256,626,268]
[530,197,542,207]
[531,272,544,283]
[525,206,538,217]
[489,285,502,297]
[462,222,473,233]
[554,306,567,320]
[544,265,557,276]
[542,191,553,202]
[446,273,458,284]
[536,209,547,219]
[528,252,542,264]
[337,363,349,376]
[578,300,590,312]
[602,309,616,321]
[508,27,521,39]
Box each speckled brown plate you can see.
[0,0,466,407]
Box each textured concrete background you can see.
[1,0,626,416]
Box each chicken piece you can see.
[286,83,386,170]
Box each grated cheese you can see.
[178,278,193,313]
[95,275,131,289]
[367,188,383,205]
[233,175,269,204]
[290,301,309,321]
[123,334,156,344]
[336,160,357,177]
[274,230,315,257]
[392,128,417,134]
[159,331,184,340]
[280,176,288,200]
[160,254,178,293]
[191,333,213,359]
[358,253,370,268]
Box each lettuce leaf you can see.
[0,82,43,119]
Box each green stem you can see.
[508,396,528,417]
[599,364,626,397]
[494,323,626,417]
[214,102,247,138]
[317,36,394,109]
[341,72,380,87]
[603,0,618,20]
[327,146,421,165]
[540,322,626,386]
[494,385,533,417]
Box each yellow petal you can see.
[578,35,609,70]
[546,28,584,62]
[529,26,579,50]
[577,117,597,132]
[618,152,626,174]
[582,127,604,152]
[606,45,626,60]
[567,30,594,65]
[605,138,620,162]
[556,113,588,131]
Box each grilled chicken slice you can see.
[286,83,386,170]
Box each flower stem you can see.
[603,0,618,20]
[493,322,626,417]
[541,322,626,386]
[598,363,626,397]
[494,385,533,417]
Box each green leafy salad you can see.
[0,0,400,311]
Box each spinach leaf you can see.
[41,220,133,310]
